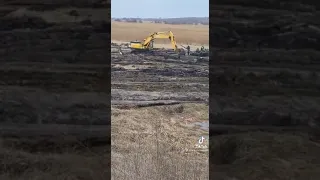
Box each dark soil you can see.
[111,52,209,104]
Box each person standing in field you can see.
[186,45,190,55]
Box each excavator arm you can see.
[142,31,178,51]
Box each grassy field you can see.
[112,104,209,180]
[111,21,209,46]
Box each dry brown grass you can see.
[111,103,209,180]
[111,21,209,46]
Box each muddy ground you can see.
[111,46,209,179]
[0,1,111,179]
[111,48,209,106]
[210,1,320,179]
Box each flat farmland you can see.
[111,21,209,46]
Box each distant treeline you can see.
[111,17,209,25]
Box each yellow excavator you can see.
[129,31,178,53]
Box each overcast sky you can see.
[111,0,209,18]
